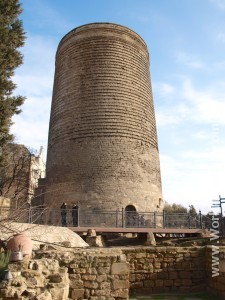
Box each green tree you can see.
[0,0,26,164]
[189,204,198,216]
[164,202,187,213]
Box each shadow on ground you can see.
[103,233,225,247]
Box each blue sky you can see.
[12,0,225,213]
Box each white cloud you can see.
[182,79,225,124]
[217,32,225,42]
[14,74,53,97]
[156,111,180,126]
[153,82,175,97]
[156,78,225,213]
[176,52,204,69]
[11,95,51,153]
[11,33,55,153]
[156,78,225,126]
[191,131,209,141]
[11,114,49,152]
[210,0,225,9]
[156,101,191,126]
[160,144,225,213]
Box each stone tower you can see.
[44,23,163,213]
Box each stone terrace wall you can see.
[123,247,206,296]
[1,246,225,300]
[64,251,129,299]
[1,248,130,300]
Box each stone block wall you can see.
[1,246,225,300]
[67,252,129,299]
[0,258,69,300]
[1,248,130,300]
[123,247,207,296]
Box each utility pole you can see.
[212,195,225,217]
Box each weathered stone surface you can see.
[69,279,84,289]
[84,280,98,289]
[113,279,129,289]
[86,235,106,247]
[99,281,111,290]
[111,262,129,275]
[155,280,164,287]
[70,288,85,299]
[0,222,88,249]
[30,259,60,274]
[111,288,129,298]
[96,274,107,282]
[81,274,97,281]
[219,259,225,272]
[145,232,156,246]
[1,246,225,300]
[98,266,110,275]
[48,273,63,283]
[87,229,97,237]
[49,285,69,300]
[36,290,53,300]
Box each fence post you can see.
[199,210,202,229]
[154,211,156,228]
[122,208,125,228]
[188,213,191,228]
[77,206,80,227]
[223,217,225,237]
[116,209,118,228]
[28,206,32,224]
[163,210,165,228]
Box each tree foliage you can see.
[0,0,26,164]
[164,202,199,215]
[189,204,198,216]
[164,202,188,213]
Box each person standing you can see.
[72,204,79,227]
[61,202,67,226]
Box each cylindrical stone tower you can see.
[44,23,163,212]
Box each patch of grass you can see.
[130,293,221,300]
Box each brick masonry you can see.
[43,23,163,212]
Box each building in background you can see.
[0,144,45,208]
[28,146,45,203]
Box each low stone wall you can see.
[65,251,129,299]
[0,246,225,300]
[123,247,206,296]
[1,248,129,300]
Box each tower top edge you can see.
[57,22,148,51]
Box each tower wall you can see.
[44,23,163,212]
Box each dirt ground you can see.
[102,233,225,247]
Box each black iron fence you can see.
[1,206,224,234]
[0,207,205,229]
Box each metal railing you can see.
[0,207,207,229]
